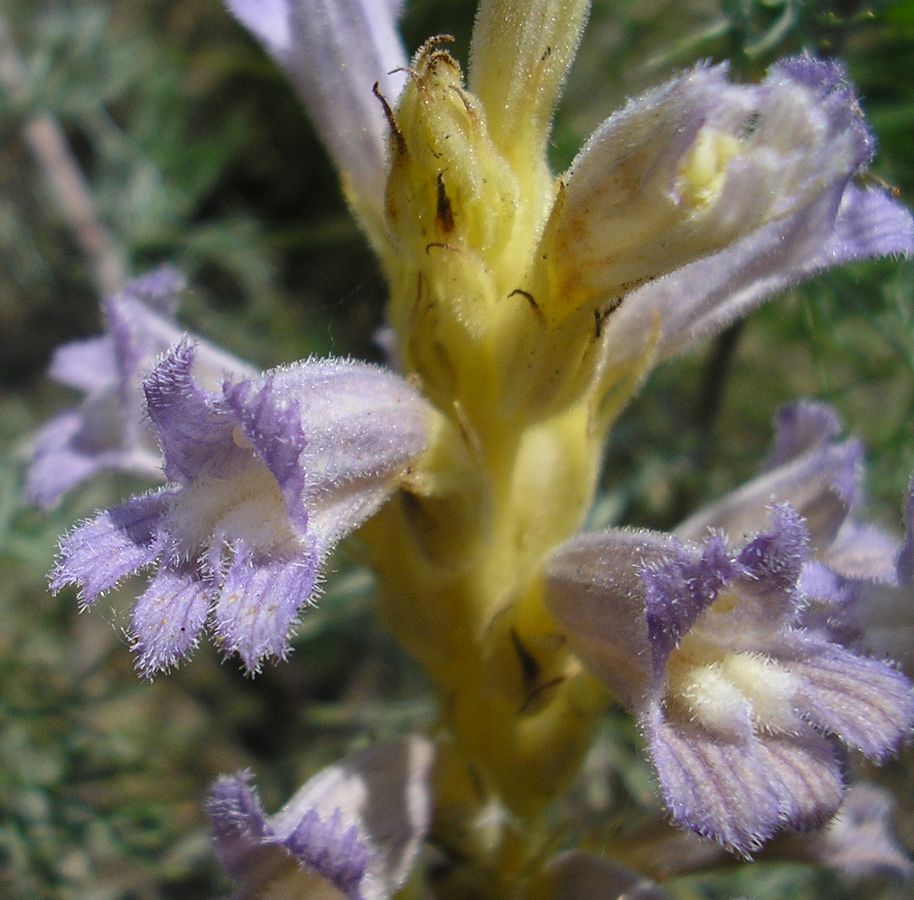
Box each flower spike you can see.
[52,342,433,676]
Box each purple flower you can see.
[546,403,914,855]
[51,341,432,676]
[24,266,256,509]
[209,736,433,899]
[545,58,914,362]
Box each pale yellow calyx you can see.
[676,127,741,210]
[364,3,645,837]
[384,37,521,265]
[381,33,596,429]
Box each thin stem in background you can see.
[0,13,126,298]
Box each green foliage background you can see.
[0,1,912,896]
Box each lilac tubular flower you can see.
[225,0,407,233]
[24,266,256,509]
[568,58,914,368]
[209,736,433,899]
[51,341,432,676]
[546,403,914,856]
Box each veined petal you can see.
[131,566,212,677]
[751,728,845,832]
[815,183,914,266]
[601,181,913,370]
[225,0,407,234]
[645,708,782,856]
[796,783,914,879]
[677,411,862,552]
[214,543,318,673]
[143,340,238,482]
[209,737,434,899]
[781,639,914,760]
[647,706,844,856]
[51,490,169,606]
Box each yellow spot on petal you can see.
[708,590,739,615]
[677,128,740,208]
